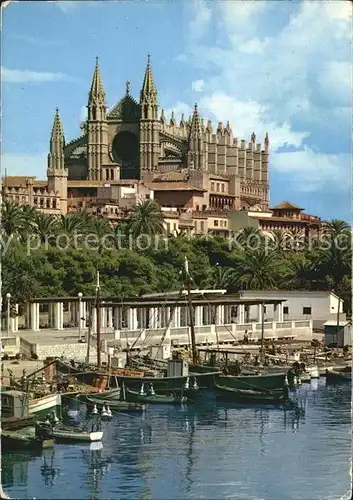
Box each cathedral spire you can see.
[89,56,106,104]
[140,54,157,102]
[50,108,64,154]
[189,103,202,140]
[48,108,65,173]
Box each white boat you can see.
[306,366,320,379]
[52,425,103,443]
[29,393,62,415]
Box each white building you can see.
[239,290,345,330]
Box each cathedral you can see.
[5,55,279,234]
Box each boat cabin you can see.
[1,390,29,419]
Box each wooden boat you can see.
[214,384,289,405]
[52,424,103,443]
[216,371,287,391]
[85,395,145,413]
[125,388,187,405]
[77,388,121,401]
[116,370,220,394]
[1,426,54,451]
[29,393,62,416]
[2,415,37,431]
[326,366,351,383]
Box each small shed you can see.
[323,320,351,348]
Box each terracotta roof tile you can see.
[271,200,304,211]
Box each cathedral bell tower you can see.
[47,108,68,213]
[87,57,108,180]
[139,55,160,176]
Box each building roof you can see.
[324,320,350,327]
[148,182,206,192]
[3,176,37,186]
[68,181,102,188]
[271,201,304,211]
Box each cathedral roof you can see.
[107,94,140,121]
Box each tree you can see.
[127,200,165,238]
[233,248,284,290]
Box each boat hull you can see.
[53,429,103,443]
[217,372,287,391]
[117,371,220,393]
[29,393,62,417]
[125,389,187,405]
[1,427,54,451]
[326,367,351,383]
[85,396,145,413]
[214,385,288,405]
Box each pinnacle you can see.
[51,108,64,142]
[89,57,106,102]
[140,53,157,101]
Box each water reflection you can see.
[40,448,60,487]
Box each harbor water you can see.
[3,378,351,500]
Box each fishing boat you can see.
[28,393,62,417]
[125,386,187,405]
[1,426,54,452]
[85,395,145,413]
[216,371,287,391]
[76,387,121,402]
[52,424,103,443]
[326,366,351,383]
[214,384,289,405]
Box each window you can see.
[110,168,114,180]
[214,220,219,227]
[106,170,109,181]
[173,223,177,231]
[221,184,225,193]
[202,205,206,211]
[34,197,38,205]
[145,194,150,199]
[216,183,220,192]
[53,199,57,209]
[40,198,44,207]
[283,306,289,315]
[196,205,199,211]
[46,199,51,208]
[211,182,215,191]
[303,307,312,315]
[200,221,205,232]
[166,223,170,233]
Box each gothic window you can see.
[110,169,114,180]
[106,169,109,181]
[216,183,220,192]
[46,199,51,208]
[92,108,96,120]
[40,198,44,207]
[53,199,57,209]
[221,184,225,193]
[34,197,38,205]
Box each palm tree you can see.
[1,199,25,237]
[232,226,263,251]
[204,265,235,290]
[33,212,57,244]
[233,248,284,290]
[127,200,165,238]
[55,213,85,244]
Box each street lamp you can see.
[78,292,83,341]
[6,293,11,337]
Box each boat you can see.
[326,366,351,383]
[28,392,62,417]
[125,386,187,405]
[85,395,145,413]
[52,424,103,443]
[214,384,289,405]
[216,371,287,391]
[1,426,54,452]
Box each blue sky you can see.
[2,0,351,221]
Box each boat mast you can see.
[184,257,198,365]
[96,270,101,369]
[260,301,265,365]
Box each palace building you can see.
[3,55,321,236]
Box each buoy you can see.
[106,405,112,417]
[101,404,108,417]
[293,376,297,386]
[284,374,289,386]
[139,383,145,395]
[51,412,59,425]
[91,404,98,415]
[297,376,302,385]
[184,377,190,389]
[193,377,198,390]
[149,383,155,396]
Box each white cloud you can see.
[271,149,350,193]
[2,67,69,83]
[192,79,204,92]
[199,92,308,150]
[163,101,193,123]
[2,153,47,178]
[188,0,212,40]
